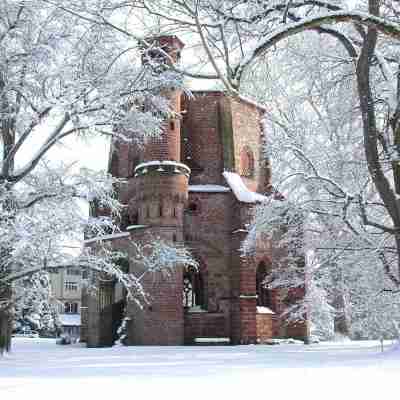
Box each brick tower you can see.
[125,36,189,345]
[82,35,310,347]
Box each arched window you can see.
[240,147,255,177]
[256,262,273,309]
[183,266,204,308]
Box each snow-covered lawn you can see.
[1,338,399,400]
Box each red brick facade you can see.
[82,36,309,347]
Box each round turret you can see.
[131,161,189,229]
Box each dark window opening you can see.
[187,201,199,214]
[159,203,163,217]
[183,266,204,308]
[172,234,177,242]
[120,213,131,231]
[256,262,273,309]
[169,120,175,131]
[131,211,139,225]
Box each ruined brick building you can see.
[81,36,308,347]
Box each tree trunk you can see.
[0,285,12,354]
[332,292,351,337]
[356,0,400,286]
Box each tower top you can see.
[142,35,185,65]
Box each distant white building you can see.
[50,267,83,337]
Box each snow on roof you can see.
[59,314,81,326]
[257,306,275,315]
[222,171,268,203]
[189,184,230,193]
[84,232,130,245]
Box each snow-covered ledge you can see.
[186,306,207,313]
[134,161,191,177]
[239,294,258,299]
[189,184,230,193]
[194,337,231,344]
[257,306,275,315]
[84,232,130,245]
[126,225,148,231]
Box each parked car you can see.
[13,330,39,338]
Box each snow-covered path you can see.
[1,339,399,400]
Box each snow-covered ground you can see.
[1,338,399,400]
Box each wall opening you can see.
[183,266,205,309]
[256,261,273,310]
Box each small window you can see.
[65,281,78,292]
[64,302,78,314]
[240,147,255,177]
[169,120,175,130]
[187,201,200,214]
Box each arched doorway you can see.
[183,265,205,309]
